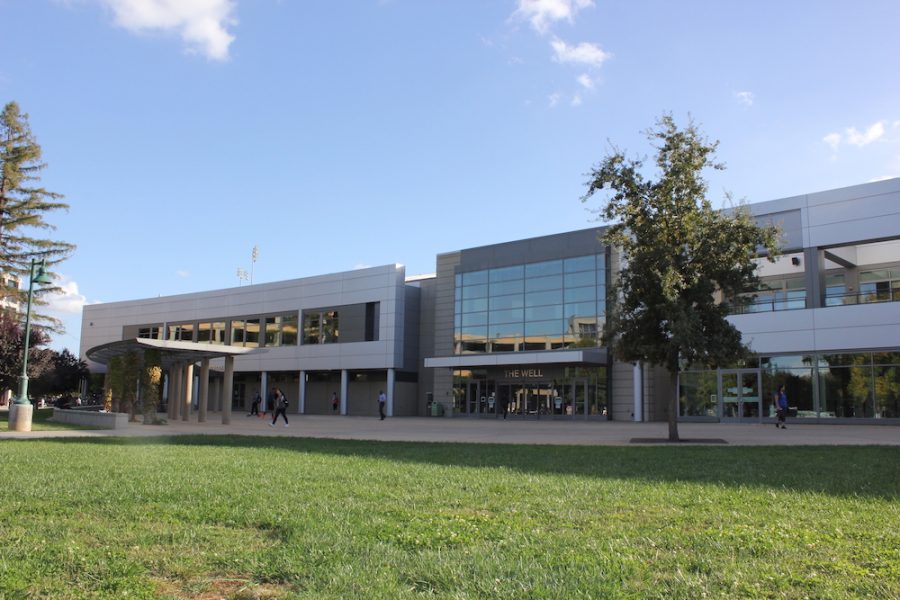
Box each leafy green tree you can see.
[30,348,90,397]
[0,101,75,331]
[582,115,779,441]
[0,310,52,395]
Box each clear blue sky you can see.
[2,0,898,353]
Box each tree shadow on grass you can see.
[20,435,900,500]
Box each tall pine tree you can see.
[0,101,75,330]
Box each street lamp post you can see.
[9,258,52,432]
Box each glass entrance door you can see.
[466,381,480,416]
[719,370,761,422]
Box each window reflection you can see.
[454,253,606,355]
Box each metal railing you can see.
[730,291,900,314]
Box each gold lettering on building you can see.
[504,368,544,379]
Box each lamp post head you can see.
[33,261,52,285]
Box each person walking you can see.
[331,392,339,413]
[248,392,260,417]
[775,385,788,429]
[269,388,289,427]
[378,390,386,420]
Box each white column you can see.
[633,362,643,422]
[299,370,306,414]
[198,358,210,423]
[182,363,194,421]
[222,356,234,425]
[340,369,349,415]
[387,368,395,417]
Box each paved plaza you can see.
[2,411,900,445]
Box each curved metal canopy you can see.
[86,338,266,368]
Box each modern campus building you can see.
[80,178,900,425]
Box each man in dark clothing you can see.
[269,388,289,427]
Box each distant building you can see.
[81,178,900,425]
[0,271,22,316]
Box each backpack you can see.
[279,394,289,409]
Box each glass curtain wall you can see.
[680,351,900,420]
[454,254,606,354]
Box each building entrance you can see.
[454,370,608,419]
[719,370,761,422]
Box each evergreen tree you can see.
[582,115,779,441]
[0,101,75,331]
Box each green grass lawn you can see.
[0,437,897,599]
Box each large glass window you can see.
[859,269,900,303]
[196,321,226,344]
[741,277,806,313]
[303,310,340,345]
[454,253,606,354]
[138,326,161,339]
[679,371,718,417]
[761,355,815,418]
[167,323,193,342]
[231,320,246,346]
[245,319,260,348]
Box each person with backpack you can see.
[775,385,788,429]
[269,388,289,427]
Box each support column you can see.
[171,366,182,421]
[182,363,194,422]
[804,247,826,309]
[299,370,306,414]
[165,371,173,420]
[633,362,643,422]
[261,371,269,414]
[222,356,234,425]
[198,358,210,423]
[387,368,395,417]
[340,369,349,415]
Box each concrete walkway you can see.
[3,412,900,445]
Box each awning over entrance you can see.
[86,338,266,368]
[424,348,607,369]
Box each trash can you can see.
[431,401,444,417]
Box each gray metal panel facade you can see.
[81,264,408,374]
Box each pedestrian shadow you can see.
[24,434,900,500]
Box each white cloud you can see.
[177,270,191,278]
[99,0,237,61]
[845,121,885,147]
[577,73,594,89]
[548,92,561,108]
[822,120,888,152]
[570,93,582,106]
[823,132,842,151]
[44,275,89,315]
[550,37,610,67]
[513,0,594,34]
[734,90,754,106]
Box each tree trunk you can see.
[668,369,680,442]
